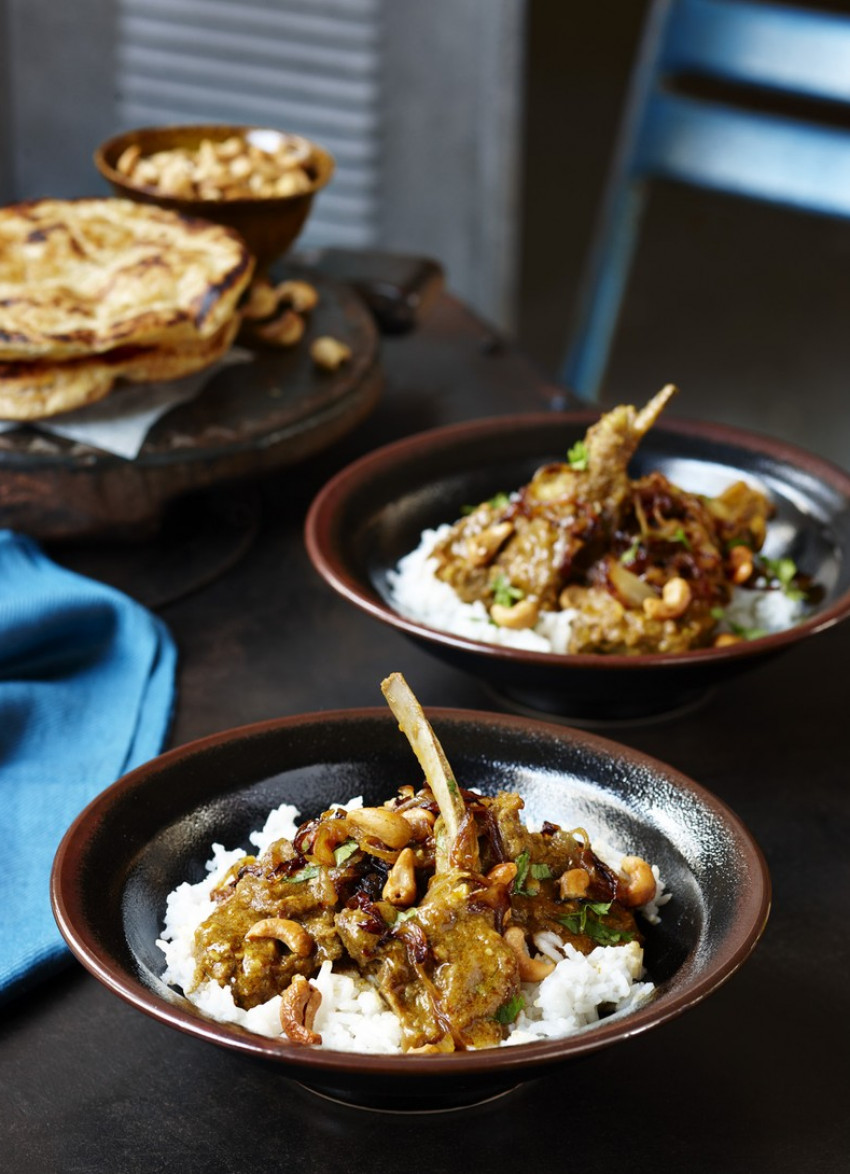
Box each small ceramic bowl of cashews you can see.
[96,123,335,272]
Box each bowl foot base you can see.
[484,682,715,728]
[294,1079,524,1113]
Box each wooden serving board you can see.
[0,270,381,540]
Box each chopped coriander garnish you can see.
[333,839,359,866]
[711,607,767,641]
[760,555,806,600]
[671,526,691,549]
[728,620,769,641]
[584,920,636,947]
[530,863,553,880]
[512,850,531,895]
[558,900,635,946]
[494,993,526,1025]
[492,572,524,608]
[285,864,320,884]
[567,439,589,470]
[620,537,641,566]
[512,850,543,896]
[461,491,510,516]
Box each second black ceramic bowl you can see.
[305,413,850,721]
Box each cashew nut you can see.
[241,279,280,321]
[486,862,518,887]
[382,846,418,907]
[558,867,590,900]
[253,308,305,347]
[728,545,754,585]
[490,597,540,630]
[642,576,692,620]
[279,975,322,1046]
[347,806,412,849]
[244,918,313,956]
[617,855,657,908]
[275,279,319,314]
[399,806,436,840]
[310,336,351,371]
[504,926,555,982]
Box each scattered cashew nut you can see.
[617,855,657,908]
[347,806,412,849]
[382,846,418,907]
[253,308,305,347]
[642,576,692,620]
[490,597,540,630]
[504,926,555,982]
[310,336,351,370]
[279,974,322,1046]
[244,918,313,956]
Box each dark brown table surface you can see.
[3,290,848,1173]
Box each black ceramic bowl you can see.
[51,707,769,1111]
[305,413,850,722]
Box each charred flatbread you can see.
[0,316,239,420]
[0,198,253,360]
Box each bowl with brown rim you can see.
[95,123,334,272]
[51,703,770,1111]
[304,412,850,723]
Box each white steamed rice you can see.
[157,798,670,1053]
[386,523,806,652]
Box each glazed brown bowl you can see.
[95,124,334,271]
[305,412,850,723]
[51,705,769,1111]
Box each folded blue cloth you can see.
[0,530,177,1003]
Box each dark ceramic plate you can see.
[51,707,769,1111]
[304,413,850,721]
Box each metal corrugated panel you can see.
[115,0,383,246]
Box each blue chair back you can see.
[562,0,850,401]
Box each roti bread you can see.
[0,198,253,360]
[0,316,239,420]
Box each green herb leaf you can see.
[492,572,524,609]
[333,839,359,866]
[760,555,805,600]
[558,900,634,945]
[512,850,532,895]
[671,526,691,549]
[447,777,460,797]
[494,994,526,1025]
[727,619,768,641]
[587,921,635,946]
[530,863,553,880]
[461,491,510,517]
[620,537,641,566]
[286,864,320,884]
[567,440,589,470]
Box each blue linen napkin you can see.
[0,530,177,1003]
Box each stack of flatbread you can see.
[0,198,254,420]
